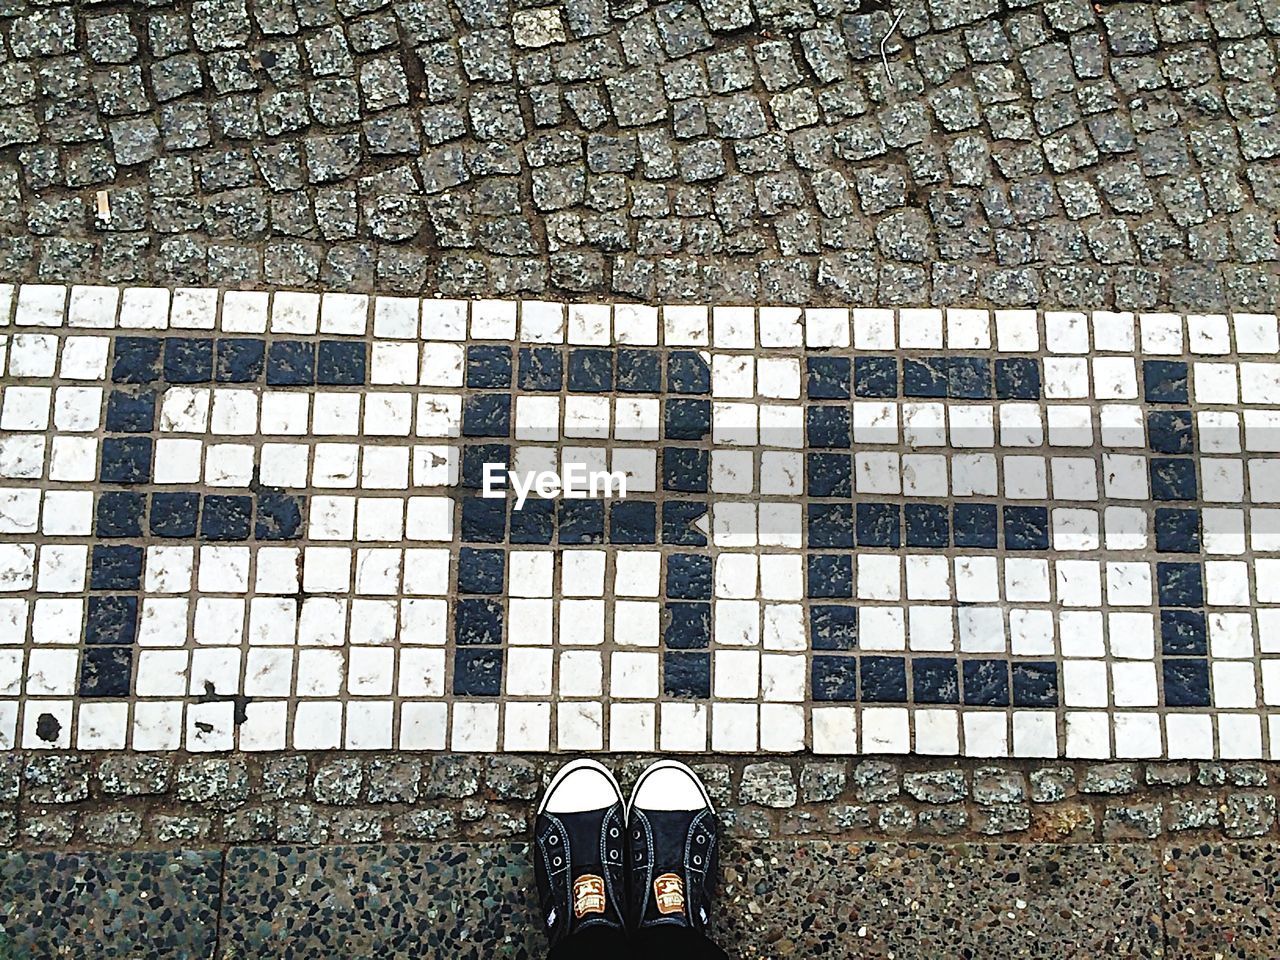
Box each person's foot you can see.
[534,759,628,947]
[626,760,719,934]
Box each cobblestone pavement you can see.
[2,0,1280,954]
[0,0,1276,308]
[5,753,1280,847]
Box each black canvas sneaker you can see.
[534,759,628,948]
[625,760,720,935]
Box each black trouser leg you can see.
[633,926,733,960]
[547,926,634,960]
[546,925,732,960]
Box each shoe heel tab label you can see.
[573,875,606,918]
[653,873,685,916]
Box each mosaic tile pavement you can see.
[2,282,1280,759]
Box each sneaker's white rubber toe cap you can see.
[630,760,713,812]
[540,759,624,815]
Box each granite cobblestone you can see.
[0,0,1274,309]
[5,754,1280,849]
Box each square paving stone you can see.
[0,850,222,960]
[219,844,541,960]
[1163,843,1280,960]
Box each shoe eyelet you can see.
[554,857,562,867]
[549,836,558,845]
[609,827,619,838]
[693,855,702,866]
[633,830,642,840]
[696,836,705,844]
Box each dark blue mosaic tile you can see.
[163,338,214,383]
[454,598,503,645]
[664,398,711,440]
[807,405,851,448]
[201,495,253,541]
[995,357,1041,400]
[664,651,710,698]
[453,648,502,696]
[954,503,999,548]
[808,356,850,399]
[854,356,896,398]
[664,601,710,649]
[1147,410,1194,454]
[857,502,900,548]
[458,547,504,594]
[104,390,155,433]
[860,656,907,702]
[806,453,852,498]
[316,341,366,385]
[510,499,556,544]
[609,500,656,544]
[266,341,315,386]
[904,503,949,548]
[461,444,509,489]
[78,647,133,698]
[558,499,604,544]
[1161,609,1208,655]
[111,336,161,383]
[810,605,857,650]
[100,437,152,485]
[1150,458,1197,501]
[1157,561,1204,607]
[913,657,960,704]
[150,492,200,539]
[461,394,512,437]
[666,553,712,600]
[1011,662,1058,707]
[90,545,143,590]
[667,351,710,394]
[1155,507,1201,554]
[948,357,991,398]
[812,656,857,701]
[461,496,507,543]
[1003,505,1049,550]
[567,348,613,392]
[807,554,853,599]
[616,348,661,392]
[216,338,266,383]
[662,500,708,546]
[1163,659,1211,707]
[902,357,947,398]
[255,493,304,540]
[963,659,1011,706]
[808,503,853,549]
[517,346,562,391]
[85,595,138,645]
[1144,359,1189,404]
[95,492,144,538]
[663,447,708,493]
[466,345,512,388]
